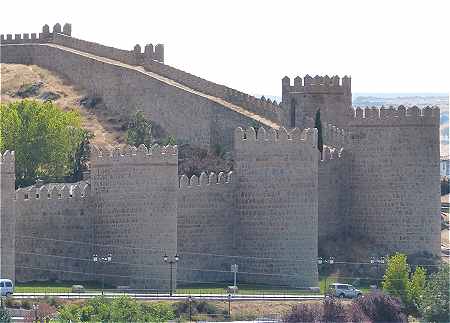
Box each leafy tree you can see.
[418,264,450,323]
[110,296,141,322]
[315,109,323,157]
[56,303,81,322]
[126,110,152,147]
[161,135,176,146]
[351,291,407,323]
[0,306,12,323]
[382,253,410,304]
[407,266,427,314]
[0,100,87,187]
[141,302,175,322]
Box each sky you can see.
[1,0,449,96]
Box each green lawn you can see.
[15,281,103,293]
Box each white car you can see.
[327,283,362,298]
[0,279,14,297]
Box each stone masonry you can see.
[0,24,441,289]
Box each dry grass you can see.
[1,64,125,148]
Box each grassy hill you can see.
[1,64,125,149]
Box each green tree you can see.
[0,100,87,187]
[141,302,175,322]
[126,110,152,147]
[407,266,427,314]
[418,264,450,323]
[382,253,410,304]
[110,296,141,322]
[315,109,323,157]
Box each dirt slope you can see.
[1,64,125,148]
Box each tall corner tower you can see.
[281,75,353,128]
[0,150,16,281]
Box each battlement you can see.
[90,144,178,164]
[15,183,90,203]
[179,171,233,188]
[282,75,351,94]
[0,150,15,173]
[234,126,318,148]
[320,146,345,162]
[0,23,71,45]
[349,105,440,126]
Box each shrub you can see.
[141,302,175,322]
[322,297,346,322]
[282,302,321,322]
[418,264,450,323]
[352,291,407,323]
[21,299,32,310]
[126,110,152,148]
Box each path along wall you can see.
[14,183,93,282]
[0,43,270,149]
[177,172,236,285]
[347,106,441,257]
[233,127,319,288]
[90,144,178,289]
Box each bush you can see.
[322,297,346,322]
[353,291,407,323]
[126,110,152,148]
[418,264,450,323]
[21,299,32,310]
[283,302,321,322]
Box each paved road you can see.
[12,292,323,301]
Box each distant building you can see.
[441,156,450,177]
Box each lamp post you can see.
[93,253,112,295]
[33,303,39,322]
[370,256,386,287]
[318,256,335,293]
[163,253,179,296]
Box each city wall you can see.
[0,151,16,281]
[318,147,350,247]
[14,183,93,282]
[347,106,441,256]
[1,24,281,149]
[90,144,178,289]
[233,127,319,288]
[177,172,236,285]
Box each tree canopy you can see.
[0,100,89,187]
[126,110,152,147]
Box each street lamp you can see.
[370,256,386,287]
[93,253,112,295]
[163,253,179,296]
[318,256,335,292]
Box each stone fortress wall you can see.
[89,144,178,289]
[346,106,441,256]
[233,127,319,287]
[0,23,442,289]
[1,24,281,149]
[14,183,93,282]
[0,151,16,281]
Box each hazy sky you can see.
[1,0,449,96]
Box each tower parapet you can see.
[281,75,353,129]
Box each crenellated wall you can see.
[1,23,280,150]
[14,183,94,282]
[281,75,353,129]
[90,144,178,289]
[177,172,236,284]
[0,151,16,281]
[318,147,350,247]
[233,127,319,288]
[347,106,441,257]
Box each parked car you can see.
[0,279,14,297]
[327,283,362,298]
